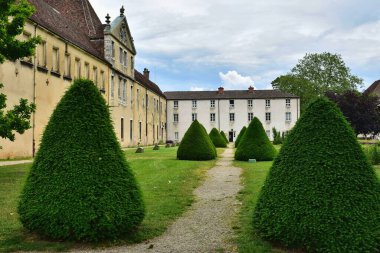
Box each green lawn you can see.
[0,147,215,252]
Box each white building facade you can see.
[165,87,300,142]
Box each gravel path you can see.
[0,160,32,167]
[76,145,242,253]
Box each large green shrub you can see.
[253,98,380,252]
[18,79,144,242]
[177,120,216,160]
[220,131,229,144]
[200,123,217,157]
[235,118,276,161]
[235,126,247,148]
[209,128,227,148]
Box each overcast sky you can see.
[90,0,380,92]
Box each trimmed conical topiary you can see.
[220,131,229,144]
[253,98,380,252]
[235,126,246,148]
[177,120,216,160]
[200,123,217,157]
[235,118,276,161]
[209,128,227,148]
[18,79,144,242]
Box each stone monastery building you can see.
[0,0,299,159]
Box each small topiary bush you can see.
[18,79,145,242]
[253,98,380,252]
[235,118,276,161]
[220,131,229,144]
[209,128,227,148]
[364,145,380,165]
[235,126,246,148]
[177,120,216,160]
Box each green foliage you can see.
[177,120,216,161]
[220,131,229,144]
[272,127,286,145]
[209,128,227,148]
[253,98,380,252]
[18,79,144,242]
[235,126,246,148]
[0,0,40,144]
[235,118,276,161]
[272,52,363,112]
[364,145,380,165]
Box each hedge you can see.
[220,131,229,144]
[253,98,380,252]
[235,126,247,148]
[177,120,216,160]
[18,79,145,242]
[235,118,276,161]
[209,128,227,148]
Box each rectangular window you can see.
[230,113,235,122]
[137,89,140,107]
[64,53,71,77]
[210,113,215,122]
[210,100,215,108]
[111,41,115,58]
[119,47,123,64]
[139,122,142,140]
[130,83,134,105]
[38,41,47,67]
[248,99,253,107]
[111,75,115,98]
[174,113,179,122]
[52,47,59,72]
[266,112,271,121]
[84,62,90,79]
[130,120,133,140]
[175,132,179,140]
[192,100,197,108]
[122,79,127,102]
[121,118,124,141]
[229,100,235,108]
[100,71,105,90]
[286,98,291,107]
[93,67,98,86]
[74,58,81,78]
[192,113,197,121]
[265,99,271,108]
[131,56,134,71]
[248,112,254,121]
[286,112,292,121]
[118,78,122,100]
[123,51,127,66]
[23,33,32,63]
[174,100,178,108]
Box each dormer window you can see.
[120,24,127,43]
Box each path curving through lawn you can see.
[78,145,242,253]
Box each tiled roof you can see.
[28,0,106,60]
[364,80,380,96]
[164,89,299,100]
[134,70,165,98]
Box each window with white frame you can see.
[286,98,291,107]
[248,99,253,107]
[248,112,254,121]
[286,112,291,122]
[174,113,179,122]
[175,132,179,140]
[229,100,235,108]
[210,113,216,122]
[192,100,197,108]
[210,100,215,108]
[265,99,271,107]
[173,100,178,108]
[230,113,235,121]
[192,113,197,121]
[266,112,271,121]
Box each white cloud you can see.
[190,86,208,91]
[219,71,255,90]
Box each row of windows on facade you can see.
[173,112,292,123]
[111,41,134,70]
[119,118,165,142]
[110,75,163,112]
[173,99,292,109]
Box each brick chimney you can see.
[217,87,224,94]
[248,86,255,93]
[143,68,150,80]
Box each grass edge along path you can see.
[0,147,215,252]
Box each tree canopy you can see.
[0,0,40,146]
[272,52,363,112]
[326,90,380,136]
